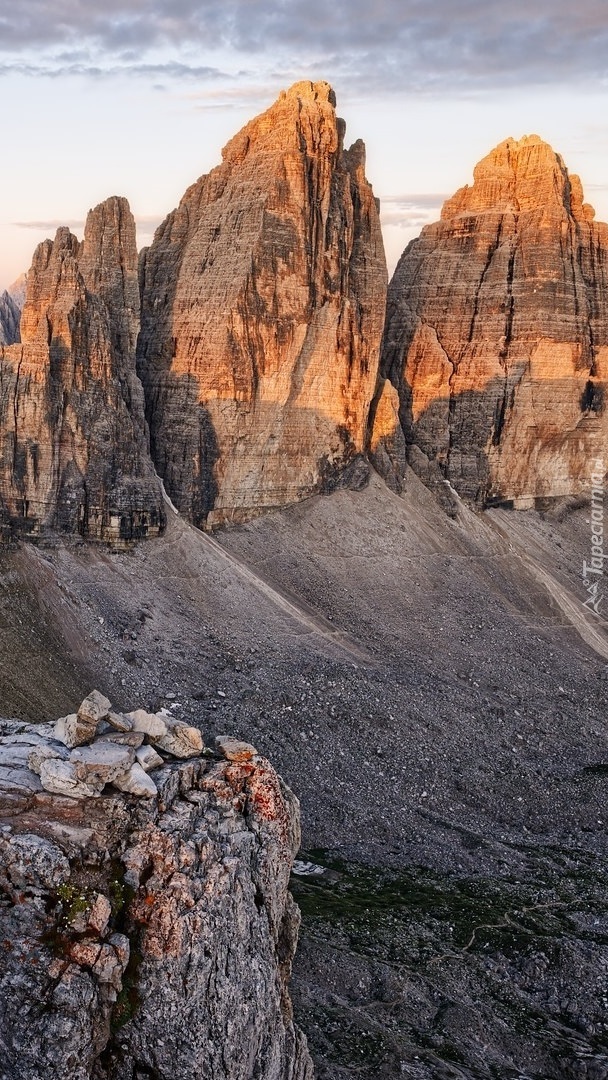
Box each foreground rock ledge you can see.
[0,718,314,1080]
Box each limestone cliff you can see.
[0,199,164,540]
[138,80,387,527]
[0,713,313,1080]
[382,135,608,507]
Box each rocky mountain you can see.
[0,198,164,542]
[382,135,608,507]
[138,80,387,528]
[0,699,313,1080]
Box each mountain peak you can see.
[441,134,596,222]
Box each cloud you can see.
[0,1,607,92]
[379,194,447,229]
[0,58,230,80]
[15,218,86,231]
[15,213,165,234]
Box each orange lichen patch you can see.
[225,763,256,789]
[245,760,288,829]
[68,941,102,968]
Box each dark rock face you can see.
[138,80,387,527]
[0,716,313,1080]
[382,135,608,507]
[0,199,164,541]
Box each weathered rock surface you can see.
[382,135,608,507]
[0,198,164,541]
[138,80,387,527]
[0,716,313,1080]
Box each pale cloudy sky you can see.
[1,0,607,289]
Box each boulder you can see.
[106,711,133,732]
[155,718,204,759]
[126,709,168,740]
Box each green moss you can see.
[56,882,93,924]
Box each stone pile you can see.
[5,689,205,801]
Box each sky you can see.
[1,0,608,290]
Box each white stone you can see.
[156,718,203,759]
[112,762,158,798]
[77,690,111,727]
[27,744,67,775]
[54,713,96,749]
[106,711,133,733]
[69,743,135,785]
[39,760,104,799]
[215,736,257,762]
[135,744,164,772]
[125,709,168,740]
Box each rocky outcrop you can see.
[0,704,313,1080]
[138,80,387,527]
[0,199,164,541]
[382,135,608,507]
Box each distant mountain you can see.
[7,271,27,309]
[0,273,27,345]
[0,289,20,345]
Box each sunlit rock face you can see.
[138,80,387,527]
[382,136,608,508]
[0,198,164,541]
